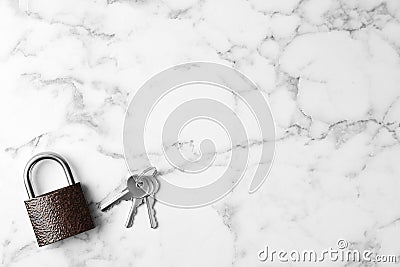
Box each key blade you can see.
[145,196,158,229]
[100,188,130,211]
[125,198,143,228]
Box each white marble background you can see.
[1,0,400,266]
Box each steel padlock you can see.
[24,152,95,247]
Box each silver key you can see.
[127,175,150,198]
[100,176,148,211]
[124,178,152,228]
[141,175,159,228]
[145,196,157,228]
[125,197,143,228]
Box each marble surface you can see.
[1,0,400,266]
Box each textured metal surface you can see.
[24,183,94,247]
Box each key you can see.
[145,196,157,228]
[127,175,150,198]
[142,175,159,228]
[124,178,152,228]
[100,176,148,211]
[125,197,143,228]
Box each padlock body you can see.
[24,182,94,247]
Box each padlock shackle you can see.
[24,152,75,199]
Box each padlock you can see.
[24,152,95,247]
